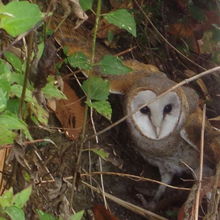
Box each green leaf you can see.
[69,210,84,220]
[37,42,45,60]
[0,79,10,93]
[89,148,109,160]
[12,186,32,208]
[4,51,22,72]
[0,88,8,112]
[46,28,54,37]
[0,112,27,131]
[42,79,66,100]
[11,83,49,125]
[67,52,92,70]
[5,206,25,220]
[0,58,11,76]
[22,170,31,183]
[104,9,136,37]
[107,31,114,42]
[0,188,13,208]
[0,12,14,19]
[0,1,43,37]
[213,51,220,64]
[6,99,20,114]
[29,103,49,126]
[86,100,112,120]
[79,0,93,11]
[10,84,33,102]
[37,210,58,220]
[189,5,205,22]
[98,55,132,75]
[63,46,69,56]
[0,127,16,145]
[0,112,32,140]
[8,73,25,86]
[82,77,109,101]
[212,24,220,42]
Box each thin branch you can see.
[134,0,206,71]
[18,32,34,119]
[82,180,168,220]
[194,104,206,219]
[90,109,108,208]
[36,171,190,191]
[91,0,102,64]
[81,171,190,191]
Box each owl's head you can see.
[125,74,198,140]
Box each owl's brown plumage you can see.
[123,72,214,202]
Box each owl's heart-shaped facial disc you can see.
[129,90,181,139]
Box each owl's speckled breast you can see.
[128,122,199,174]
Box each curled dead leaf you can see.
[55,81,85,140]
[169,23,194,38]
[0,146,10,195]
[92,205,120,220]
[47,98,57,112]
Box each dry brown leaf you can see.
[50,17,160,94]
[109,0,133,9]
[169,23,194,38]
[92,204,120,220]
[50,16,109,65]
[0,147,10,195]
[69,0,88,29]
[168,22,200,53]
[47,99,57,112]
[55,81,85,140]
[109,60,159,94]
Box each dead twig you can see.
[81,171,190,191]
[36,171,191,191]
[134,0,206,71]
[90,108,108,208]
[194,104,206,219]
[81,180,168,220]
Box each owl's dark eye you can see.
[140,106,150,115]
[163,104,172,114]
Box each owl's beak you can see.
[151,124,161,139]
[150,115,163,138]
[156,126,161,138]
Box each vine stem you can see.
[18,33,34,119]
[70,0,102,207]
[91,0,102,64]
[194,104,206,219]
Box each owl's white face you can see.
[129,90,182,140]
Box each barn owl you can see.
[117,64,217,203]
